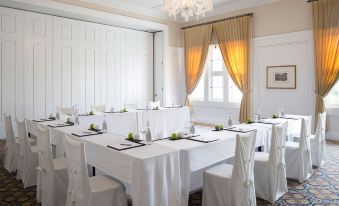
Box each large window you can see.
[325,80,339,108]
[190,45,242,107]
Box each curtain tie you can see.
[314,91,324,99]
[278,162,286,170]
[243,89,252,95]
[244,178,254,187]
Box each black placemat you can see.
[47,123,74,128]
[72,131,103,137]
[106,142,146,151]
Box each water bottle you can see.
[74,109,79,125]
[280,106,285,117]
[189,121,195,135]
[228,113,233,128]
[110,101,114,113]
[102,115,107,132]
[145,121,152,145]
[255,110,261,122]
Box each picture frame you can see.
[266,65,296,89]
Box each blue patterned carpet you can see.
[0,140,338,206]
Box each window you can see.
[325,80,339,108]
[190,44,242,107]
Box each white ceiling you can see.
[83,0,280,23]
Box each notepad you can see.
[72,131,103,137]
[187,136,219,143]
[47,123,74,128]
[106,141,145,151]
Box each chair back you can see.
[62,135,90,206]
[126,102,137,110]
[314,112,327,165]
[298,117,313,181]
[17,120,32,155]
[4,114,17,172]
[57,106,75,115]
[93,104,106,112]
[4,114,15,142]
[268,122,288,198]
[232,130,257,206]
[36,125,54,172]
[149,101,160,109]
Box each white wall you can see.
[0,6,153,138]
[252,30,315,117]
[166,47,186,106]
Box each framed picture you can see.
[266,65,296,89]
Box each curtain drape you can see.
[213,16,252,123]
[184,25,212,105]
[313,0,339,125]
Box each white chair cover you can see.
[62,135,127,206]
[254,122,288,203]
[285,116,313,183]
[202,131,257,206]
[149,101,160,109]
[3,114,18,173]
[126,102,137,110]
[311,112,327,167]
[36,125,68,205]
[17,120,39,188]
[93,104,106,112]
[57,106,75,115]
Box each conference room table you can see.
[76,106,191,139]
[26,114,305,206]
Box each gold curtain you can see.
[184,25,212,104]
[313,0,339,125]
[213,16,252,123]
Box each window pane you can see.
[211,75,224,101]
[326,81,339,107]
[228,78,242,103]
[190,75,205,100]
[212,60,222,71]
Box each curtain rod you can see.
[181,13,253,29]
[307,0,318,2]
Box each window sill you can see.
[326,107,339,116]
[190,100,240,109]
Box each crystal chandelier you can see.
[163,0,213,22]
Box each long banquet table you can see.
[26,113,306,206]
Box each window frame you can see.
[190,44,241,108]
[325,80,339,109]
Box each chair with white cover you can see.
[202,131,257,206]
[310,112,327,167]
[57,106,75,115]
[285,116,313,183]
[17,119,39,188]
[149,101,160,109]
[93,104,106,112]
[3,114,19,173]
[36,125,68,205]
[253,122,288,203]
[62,134,127,206]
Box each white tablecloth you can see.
[76,107,191,140]
[27,120,182,206]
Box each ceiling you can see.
[83,0,280,23]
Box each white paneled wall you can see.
[0,6,153,137]
[0,7,24,122]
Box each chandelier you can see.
[163,0,213,22]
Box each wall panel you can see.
[24,12,53,119]
[0,7,24,123]
[0,6,153,138]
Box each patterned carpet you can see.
[0,140,339,206]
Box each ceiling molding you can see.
[78,0,281,23]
